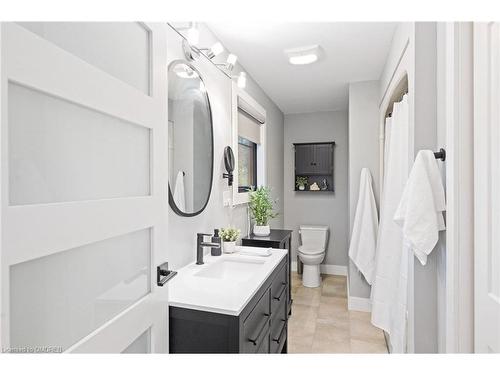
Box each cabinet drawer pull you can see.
[248,314,270,346]
[273,283,287,302]
[272,320,287,344]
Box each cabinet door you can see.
[294,144,315,175]
[313,143,333,174]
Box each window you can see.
[238,137,257,192]
[232,85,266,205]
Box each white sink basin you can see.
[194,258,265,282]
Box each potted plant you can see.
[219,227,240,254]
[249,186,278,237]
[296,176,308,191]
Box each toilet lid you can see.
[298,245,324,256]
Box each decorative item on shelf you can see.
[249,186,278,237]
[310,182,320,191]
[296,176,308,191]
[219,227,240,254]
[320,178,328,191]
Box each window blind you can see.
[238,109,261,145]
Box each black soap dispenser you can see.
[211,229,222,256]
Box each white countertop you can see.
[169,246,287,316]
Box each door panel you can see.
[313,144,333,175]
[17,22,151,94]
[10,228,151,350]
[474,22,500,353]
[8,82,151,205]
[294,144,314,175]
[0,22,169,353]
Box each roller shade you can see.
[238,109,261,145]
[238,97,266,124]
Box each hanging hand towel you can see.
[393,150,446,265]
[348,168,379,285]
[173,171,186,212]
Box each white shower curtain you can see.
[371,94,410,353]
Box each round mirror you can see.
[168,61,213,216]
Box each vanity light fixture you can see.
[199,42,224,59]
[285,44,322,65]
[217,53,238,72]
[237,72,247,88]
[182,39,200,61]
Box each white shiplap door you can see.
[0,22,169,353]
[474,22,500,353]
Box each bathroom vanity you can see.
[169,247,288,353]
[242,229,293,315]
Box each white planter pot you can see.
[223,241,236,254]
[253,225,270,237]
[298,185,305,191]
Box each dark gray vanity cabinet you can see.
[169,257,288,354]
[241,230,293,316]
[294,141,335,192]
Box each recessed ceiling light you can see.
[285,44,322,65]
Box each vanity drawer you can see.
[271,263,288,313]
[242,289,271,353]
[270,320,287,354]
[257,329,270,354]
[270,297,287,353]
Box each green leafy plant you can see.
[295,176,308,188]
[219,227,241,242]
[249,186,278,226]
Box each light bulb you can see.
[237,72,247,88]
[226,54,238,71]
[210,42,224,56]
[207,42,224,59]
[227,54,237,65]
[187,23,199,46]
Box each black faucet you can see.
[196,230,222,265]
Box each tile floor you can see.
[288,272,388,353]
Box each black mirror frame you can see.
[167,60,214,217]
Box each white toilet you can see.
[298,225,329,288]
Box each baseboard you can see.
[291,261,347,276]
[346,271,372,312]
[347,295,372,312]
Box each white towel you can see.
[393,150,446,265]
[173,171,186,212]
[237,247,272,257]
[348,168,379,285]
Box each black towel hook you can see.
[434,148,446,161]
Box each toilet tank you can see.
[299,225,329,249]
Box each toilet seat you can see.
[298,245,324,256]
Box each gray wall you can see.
[167,25,284,270]
[413,21,439,353]
[284,111,349,268]
[348,80,380,298]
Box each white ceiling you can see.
[207,22,397,114]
